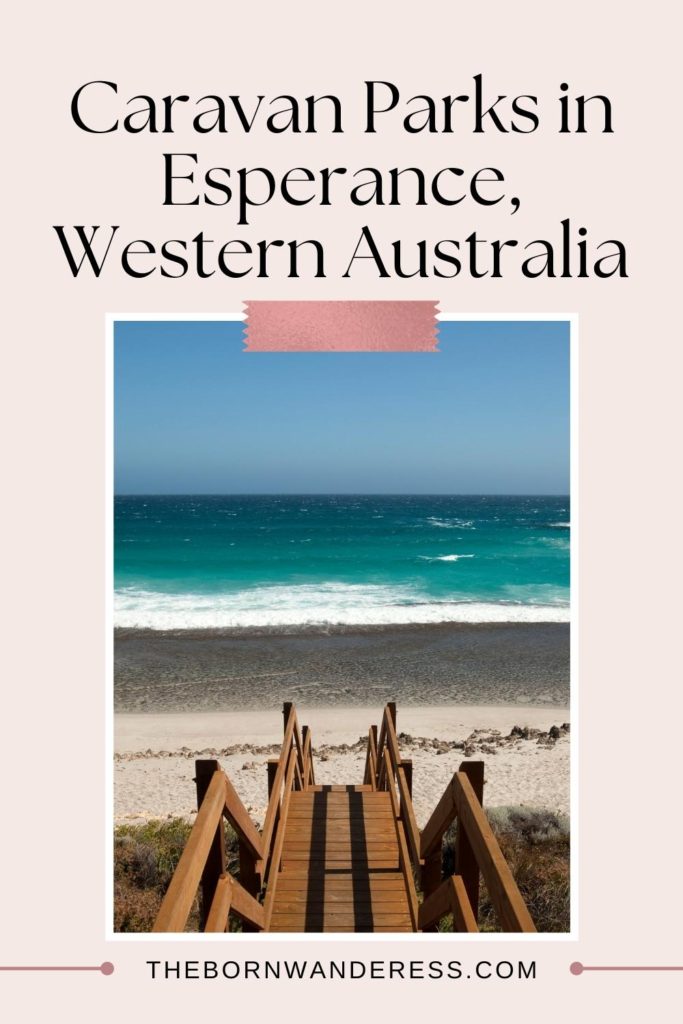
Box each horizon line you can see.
[114,491,570,498]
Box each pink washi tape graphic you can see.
[244,300,439,351]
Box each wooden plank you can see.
[281,850,400,863]
[276,873,406,888]
[270,917,411,933]
[383,747,419,931]
[263,753,297,927]
[451,874,479,933]
[287,821,394,830]
[281,858,400,870]
[375,706,392,790]
[269,926,414,933]
[396,764,422,869]
[272,892,411,909]
[291,714,306,783]
[402,758,413,798]
[153,771,227,932]
[456,761,484,919]
[288,806,394,817]
[205,874,232,933]
[260,712,296,857]
[454,772,536,932]
[276,878,406,888]
[286,835,395,844]
[364,727,378,789]
[283,839,398,849]
[301,726,314,788]
[282,841,399,853]
[420,848,443,929]
[289,799,394,808]
[419,875,452,930]
[288,819,393,828]
[229,876,265,930]
[289,792,392,801]
[383,712,421,866]
[383,711,403,770]
[304,784,374,793]
[195,759,227,930]
[383,750,400,820]
[287,815,394,823]
[420,774,457,858]
[267,758,279,798]
[223,770,263,860]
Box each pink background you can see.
[2,0,682,1019]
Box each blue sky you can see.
[114,320,569,494]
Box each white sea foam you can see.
[425,517,475,529]
[114,582,570,629]
[419,554,475,562]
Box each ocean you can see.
[114,495,570,631]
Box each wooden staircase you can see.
[270,787,412,932]
[153,703,535,934]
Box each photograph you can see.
[113,317,571,934]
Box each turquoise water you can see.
[114,495,569,629]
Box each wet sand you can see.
[115,621,569,712]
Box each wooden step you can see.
[304,785,374,792]
[277,872,406,889]
[269,912,413,931]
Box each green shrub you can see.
[114,818,240,932]
[439,806,570,933]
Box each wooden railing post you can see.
[456,761,484,920]
[403,759,413,798]
[283,701,293,733]
[421,851,442,930]
[195,759,226,930]
[239,841,260,932]
[370,725,378,785]
[267,758,279,797]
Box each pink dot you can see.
[569,962,584,976]
[100,962,115,976]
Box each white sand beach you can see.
[115,705,570,827]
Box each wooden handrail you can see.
[263,748,298,928]
[382,748,419,930]
[363,727,378,789]
[382,711,422,869]
[153,770,227,932]
[205,874,233,932]
[291,713,307,786]
[454,771,535,932]
[260,709,297,859]
[420,773,458,858]
[419,764,535,933]
[224,771,263,861]
[301,725,315,787]
[418,875,478,932]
